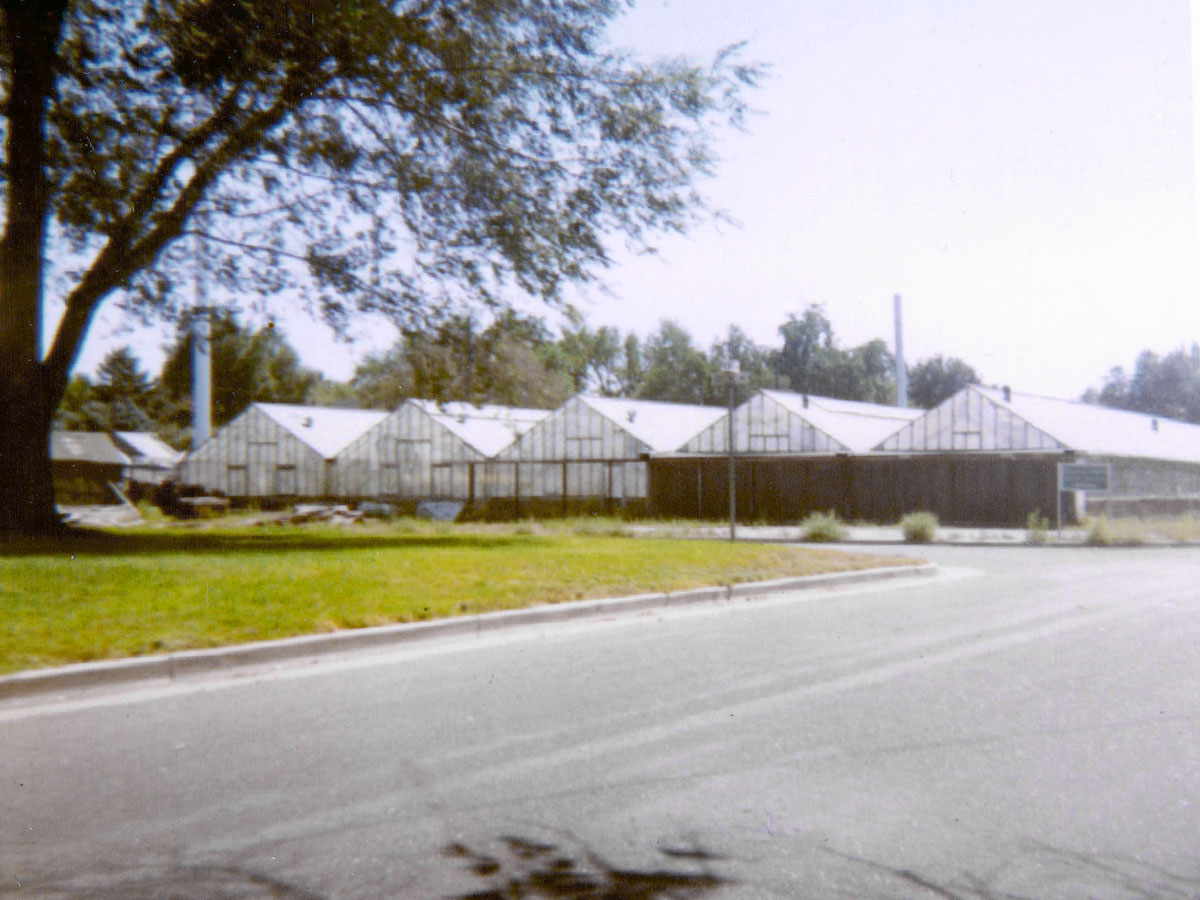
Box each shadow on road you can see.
[823,843,1200,899]
[7,840,1198,898]
[442,835,731,899]
[0,864,324,899]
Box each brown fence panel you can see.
[648,454,1065,527]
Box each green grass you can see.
[0,521,915,674]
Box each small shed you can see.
[681,390,921,454]
[177,403,388,499]
[51,431,130,504]
[112,431,183,488]
[485,394,725,513]
[335,400,550,501]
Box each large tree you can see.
[350,311,571,409]
[558,310,626,397]
[90,346,157,429]
[708,324,775,404]
[775,305,835,395]
[775,304,897,403]
[53,347,158,431]
[0,0,757,533]
[636,319,713,404]
[907,354,980,409]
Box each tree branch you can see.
[43,71,315,392]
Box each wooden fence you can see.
[648,453,1073,527]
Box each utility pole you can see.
[722,362,746,541]
[894,293,907,408]
[191,308,212,446]
[190,227,211,446]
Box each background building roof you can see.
[51,432,130,466]
[113,431,183,466]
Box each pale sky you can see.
[64,0,1199,402]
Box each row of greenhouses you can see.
[174,386,1200,524]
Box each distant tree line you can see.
[57,304,983,448]
[1082,345,1200,424]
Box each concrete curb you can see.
[0,563,936,701]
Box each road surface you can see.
[2,545,1198,898]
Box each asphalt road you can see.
[2,544,1198,899]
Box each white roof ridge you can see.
[409,399,551,457]
[578,394,726,451]
[978,384,1195,425]
[968,385,1073,452]
[253,402,389,458]
[971,385,1200,461]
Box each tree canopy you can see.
[0,0,759,532]
[908,354,980,409]
[1082,345,1200,424]
[54,347,156,432]
[351,311,572,409]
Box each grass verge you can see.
[0,521,917,674]
[1082,515,1200,545]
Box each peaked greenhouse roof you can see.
[409,400,550,457]
[254,403,389,459]
[760,390,922,453]
[875,385,1200,463]
[977,386,1200,463]
[579,395,726,452]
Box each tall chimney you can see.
[893,293,907,408]
[192,309,212,446]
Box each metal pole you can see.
[1056,463,1063,536]
[728,376,736,542]
[894,293,907,408]
[191,309,212,446]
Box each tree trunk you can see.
[0,0,70,535]
[0,372,59,534]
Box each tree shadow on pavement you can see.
[442,834,732,899]
[0,863,325,899]
[824,842,1200,900]
[7,840,1197,899]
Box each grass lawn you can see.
[0,518,917,674]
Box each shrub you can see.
[900,511,938,543]
[1086,517,1148,546]
[1086,517,1114,546]
[1025,509,1051,544]
[800,510,846,542]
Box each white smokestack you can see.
[1193,0,1200,298]
[894,293,907,408]
[192,310,212,446]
